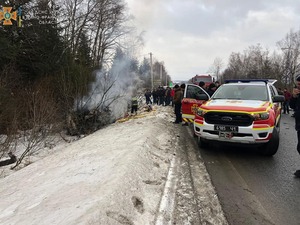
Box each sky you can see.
[0,106,227,225]
[126,0,300,81]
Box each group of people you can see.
[145,86,174,106]
[141,80,221,123]
[131,86,176,116]
[199,80,220,96]
[143,84,186,124]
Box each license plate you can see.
[214,125,238,132]
[219,132,233,139]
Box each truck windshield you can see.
[212,85,269,101]
[195,77,212,83]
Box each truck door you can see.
[182,84,210,123]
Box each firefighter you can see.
[131,96,138,115]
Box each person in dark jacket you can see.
[173,84,183,124]
[165,87,171,106]
[289,76,300,178]
[199,81,206,89]
[152,88,158,105]
[144,89,152,105]
[207,83,216,96]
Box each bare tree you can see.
[223,44,280,81]
[60,0,132,69]
[269,52,285,87]
[224,52,243,79]
[11,78,61,169]
[62,0,98,56]
[277,29,300,87]
[90,0,130,69]
[209,57,223,81]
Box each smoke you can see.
[108,58,144,119]
[75,57,144,120]
[126,0,163,29]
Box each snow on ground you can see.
[0,105,225,225]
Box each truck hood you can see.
[201,99,271,112]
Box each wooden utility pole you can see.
[150,52,153,90]
[166,73,168,86]
[160,63,162,85]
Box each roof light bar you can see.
[225,79,277,85]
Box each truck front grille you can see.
[204,112,253,126]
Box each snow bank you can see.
[0,106,176,225]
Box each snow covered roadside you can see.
[0,106,177,225]
[0,106,227,225]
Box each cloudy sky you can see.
[126,0,300,81]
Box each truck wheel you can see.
[198,137,209,149]
[276,117,281,133]
[260,128,279,156]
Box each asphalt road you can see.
[194,113,300,225]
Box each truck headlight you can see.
[252,112,269,120]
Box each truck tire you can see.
[193,132,197,138]
[197,137,209,149]
[260,128,279,156]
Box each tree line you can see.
[210,29,300,89]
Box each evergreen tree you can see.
[16,1,67,82]
[76,31,92,67]
[139,57,151,87]
[129,58,139,73]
